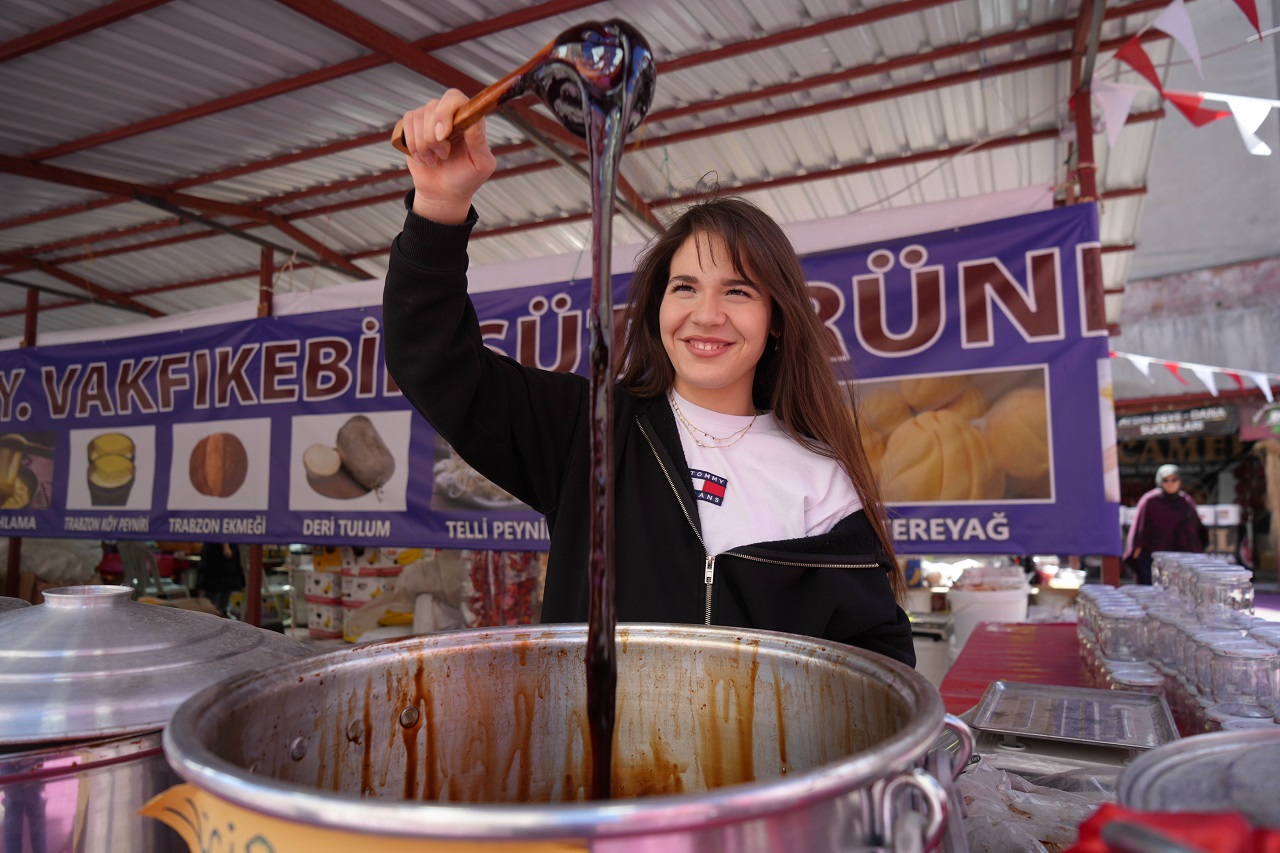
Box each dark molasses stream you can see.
[564,22,655,801]
[394,21,656,800]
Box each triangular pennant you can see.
[1247,372,1275,403]
[1152,0,1203,76]
[1092,79,1144,147]
[1126,353,1156,382]
[1223,95,1274,155]
[1189,364,1219,396]
[1165,361,1191,385]
[1164,90,1232,126]
[1224,370,1247,391]
[1230,0,1262,37]
[1115,37,1164,94]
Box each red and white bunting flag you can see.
[1125,353,1157,382]
[1115,37,1164,94]
[1230,0,1262,37]
[1224,371,1247,392]
[1247,372,1275,403]
[1164,90,1232,126]
[1222,94,1275,155]
[1152,0,1203,76]
[1188,364,1219,396]
[1093,79,1145,146]
[1165,361,1191,386]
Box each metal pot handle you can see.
[873,767,948,852]
[941,714,974,778]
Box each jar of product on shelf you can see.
[1205,704,1275,732]
[1149,609,1192,669]
[1209,640,1279,719]
[1183,628,1248,681]
[1220,718,1280,732]
[1194,567,1254,629]
[1107,665,1165,699]
[1248,625,1280,649]
[1097,605,1148,662]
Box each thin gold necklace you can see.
[668,391,758,448]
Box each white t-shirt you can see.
[668,391,863,556]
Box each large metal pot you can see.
[0,585,312,852]
[1117,728,1280,828]
[164,624,971,852]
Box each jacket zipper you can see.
[639,421,882,625]
[638,422,714,622]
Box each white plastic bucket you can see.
[904,587,933,613]
[946,586,1029,661]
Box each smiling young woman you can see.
[384,92,912,665]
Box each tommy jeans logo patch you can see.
[690,469,728,506]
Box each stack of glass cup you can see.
[1077,552,1280,736]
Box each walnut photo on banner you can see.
[189,432,249,498]
[167,420,271,511]
[852,366,1053,504]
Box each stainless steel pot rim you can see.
[1118,726,1280,804]
[1,730,165,783]
[165,623,945,840]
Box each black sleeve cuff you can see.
[392,189,480,272]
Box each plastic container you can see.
[947,585,1029,659]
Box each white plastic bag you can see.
[958,760,1112,852]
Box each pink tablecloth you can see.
[939,621,1088,716]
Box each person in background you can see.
[198,542,245,616]
[1124,464,1207,584]
[381,92,913,665]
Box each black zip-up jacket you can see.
[383,197,914,666]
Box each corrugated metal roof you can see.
[0,0,1272,345]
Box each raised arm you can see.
[383,92,586,514]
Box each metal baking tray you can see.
[969,681,1179,751]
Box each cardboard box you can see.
[308,602,343,639]
[304,571,341,603]
[312,546,344,573]
[380,548,428,567]
[342,574,387,604]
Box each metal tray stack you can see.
[968,681,1180,773]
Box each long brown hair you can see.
[618,197,904,598]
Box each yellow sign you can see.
[143,783,588,853]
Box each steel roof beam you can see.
[28,259,162,317]
[1,109,1164,318]
[0,0,1169,240]
[0,134,531,234]
[0,158,368,279]
[1,14,1174,276]
[2,11,1168,277]
[270,0,588,155]
[25,0,603,162]
[0,0,173,64]
[0,155,272,222]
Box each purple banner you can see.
[0,204,1120,555]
